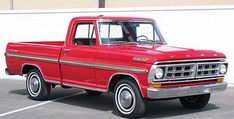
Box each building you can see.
[1,0,234,10]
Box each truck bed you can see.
[5,41,64,82]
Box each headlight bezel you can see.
[219,63,227,74]
[154,67,164,79]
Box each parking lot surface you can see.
[0,78,233,119]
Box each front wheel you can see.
[179,94,210,109]
[26,69,51,101]
[114,79,145,118]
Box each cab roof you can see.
[71,15,154,21]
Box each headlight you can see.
[155,67,164,79]
[220,64,227,74]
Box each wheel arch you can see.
[21,63,43,75]
[108,73,144,97]
[22,63,60,86]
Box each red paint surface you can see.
[5,16,226,98]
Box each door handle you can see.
[63,48,71,52]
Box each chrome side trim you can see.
[6,53,147,73]
[107,72,144,97]
[94,63,147,74]
[60,59,148,74]
[147,82,228,99]
[6,53,58,63]
[60,59,94,68]
[63,83,108,92]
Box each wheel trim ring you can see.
[27,72,42,97]
[117,87,135,112]
[115,84,136,115]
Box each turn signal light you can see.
[217,77,224,83]
[149,83,161,88]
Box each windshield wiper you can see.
[108,41,128,44]
[108,41,140,45]
[138,40,163,44]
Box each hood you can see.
[97,44,226,64]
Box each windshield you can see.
[98,21,163,45]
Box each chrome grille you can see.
[153,60,227,82]
[165,64,195,79]
[196,63,220,78]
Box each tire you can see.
[85,90,102,96]
[114,79,145,118]
[179,94,210,109]
[26,69,51,101]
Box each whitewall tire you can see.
[114,79,145,118]
[26,69,51,100]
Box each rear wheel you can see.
[26,69,51,100]
[179,94,210,109]
[85,90,102,96]
[114,79,145,118]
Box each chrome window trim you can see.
[96,20,166,45]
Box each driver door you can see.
[60,21,97,88]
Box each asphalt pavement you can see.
[0,78,233,119]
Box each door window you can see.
[74,23,96,46]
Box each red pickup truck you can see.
[5,16,228,118]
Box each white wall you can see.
[0,6,233,83]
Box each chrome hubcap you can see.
[120,90,133,108]
[115,83,136,115]
[30,77,39,93]
[27,72,41,97]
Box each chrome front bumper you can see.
[147,82,228,99]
